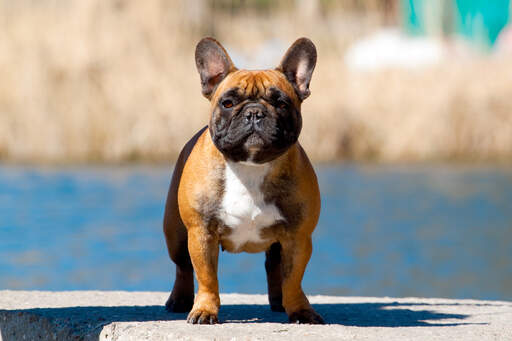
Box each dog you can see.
[163,37,323,324]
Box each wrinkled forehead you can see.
[211,69,299,106]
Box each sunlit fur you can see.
[164,38,323,325]
[211,70,301,109]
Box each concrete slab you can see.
[0,291,510,340]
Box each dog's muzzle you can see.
[241,103,267,125]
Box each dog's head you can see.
[195,37,317,164]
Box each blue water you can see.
[1,164,511,300]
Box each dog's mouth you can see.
[210,110,299,163]
[243,131,266,151]
[211,124,270,157]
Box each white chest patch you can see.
[217,161,284,251]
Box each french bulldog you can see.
[163,37,323,324]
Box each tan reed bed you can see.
[0,1,511,163]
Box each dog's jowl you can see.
[163,37,323,324]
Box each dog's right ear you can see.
[195,37,236,99]
[277,38,317,101]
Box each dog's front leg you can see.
[280,235,324,324]
[186,227,220,324]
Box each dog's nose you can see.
[245,110,265,120]
[243,104,266,122]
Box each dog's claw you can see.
[187,310,218,324]
[288,309,325,324]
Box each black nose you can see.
[243,104,266,123]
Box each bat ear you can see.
[277,38,317,101]
[195,37,237,99]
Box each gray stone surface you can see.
[0,291,511,340]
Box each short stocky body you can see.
[163,37,323,324]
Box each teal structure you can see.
[402,0,510,47]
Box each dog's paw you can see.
[165,294,194,313]
[288,308,325,324]
[187,309,219,324]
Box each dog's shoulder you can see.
[177,127,225,226]
[178,126,208,165]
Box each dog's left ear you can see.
[277,38,317,101]
[195,37,237,99]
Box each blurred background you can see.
[1,0,511,301]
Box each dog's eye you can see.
[277,101,288,110]
[222,100,233,109]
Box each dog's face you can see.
[208,70,303,163]
[195,38,317,163]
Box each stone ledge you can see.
[1,291,511,340]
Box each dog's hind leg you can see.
[163,174,194,313]
[163,128,207,313]
[265,242,285,312]
[163,216,194,312]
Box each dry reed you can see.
[0,0,511,163]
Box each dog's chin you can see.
[242,132,293,164]
[212,126,296,164]
[243,133,266,151]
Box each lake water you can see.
[0,164,511,301]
